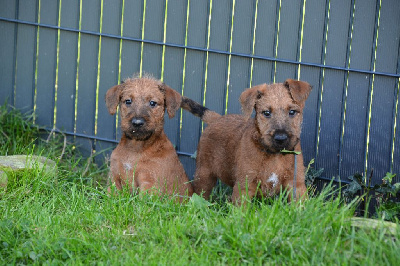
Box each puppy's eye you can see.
[125,99,132,105]
[289,110,297,116]
[262,110,271,117]
[149,101,157,107]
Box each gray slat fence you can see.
[1,0,399,186]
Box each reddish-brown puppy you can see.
[105,75,193,199]
[181,79,312,204]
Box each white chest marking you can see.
[267,173,279,188]
[123,163,133,171]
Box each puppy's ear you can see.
[239,84,265,119]
[159,83,182,118]
[284,79,312,105]
[105,84,123,115]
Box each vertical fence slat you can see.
[392,29,400,182]
[366,0,400,183]
[316,0,352,179]
[35,0,58,127]
[162,0,188,147]
[340,0,376,179]
[95,0,123,161]
[179,0,208,179]
[119,0,143,81]
[0,2,17,104]
[56,0,80,133]
[14,0,38,112]
[226,0,254,114]
[141,0,165,78]
[393,76,400,179]
[204,0,232,116]
[75,0,101,156]
[273,0,302,83]
[250,0,277,86]
[0,1,17,19]
[298,0,327,166]
[390,41,400,185]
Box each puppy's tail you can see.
[181,96,221,124]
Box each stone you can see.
[0,155,57,188]
[350,217,398,235]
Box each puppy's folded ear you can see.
[239,84,266,119]
[284,79,312,105]
[159,83,182,118]
[105,84,123,115]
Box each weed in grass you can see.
[343,171,400,222]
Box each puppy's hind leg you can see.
[193,168,217,200]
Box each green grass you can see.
[1,104,399,265]
[0,104,39,155]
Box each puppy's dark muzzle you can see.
[273,132,289,149]
[131,118,145,128]
[274,133,288,143]
[126,117,153,141]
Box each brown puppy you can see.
[181,79,312,204]
[105,75,193,199]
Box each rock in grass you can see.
[0,155,57,188]
[350,217,399,235]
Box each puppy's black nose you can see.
[132,118,145,127]
[274,133,288,142]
